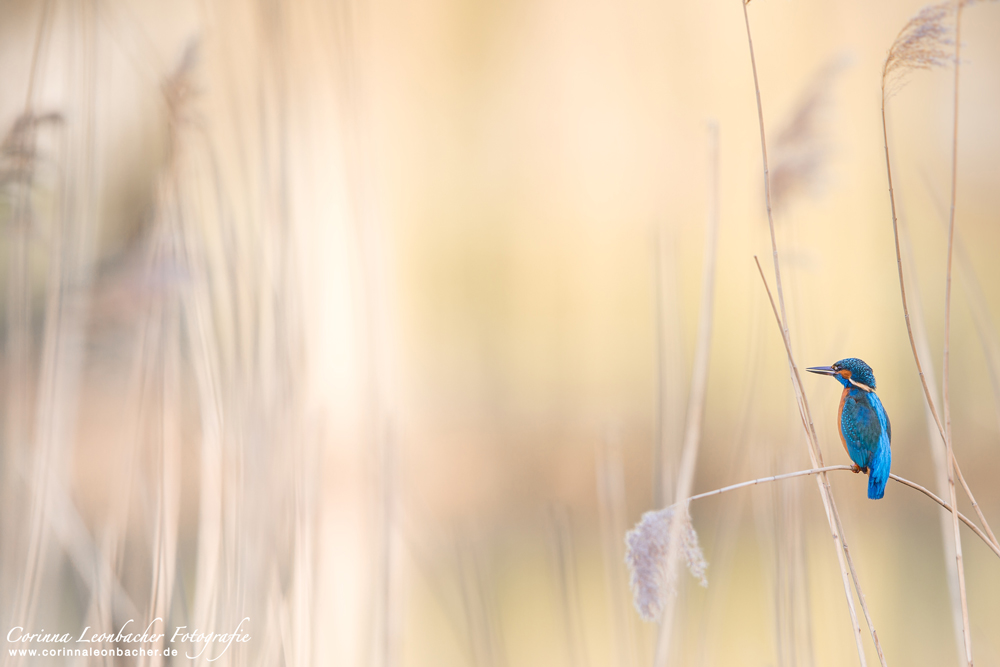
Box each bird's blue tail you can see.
[867,443,891,500]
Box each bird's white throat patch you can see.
[848,378,874,392]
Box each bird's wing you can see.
[842,393,884,461]
[865,392,892,499]
[867,392,891,447]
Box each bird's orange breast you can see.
[837,386,850,456]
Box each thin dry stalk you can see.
[146,261,183,664]
[948,224,1000,437]
[653,123,720,666]
[596,435,638,667]
[742,4,882,663]
[898,218,966,665]
[879,3,990,662]
[770,457,811,667]
[172,122,228,661]
[888,474,999,560]
[398,509,477,662]
[138,49,203,661]
[742,2,787,338]
[941,1,972,662]
[696,315,765,665]
[653,231,685,508]
[549,507,590,667]
[953,246,1000,438]
[456,536,506,667]
[753,259,884,667]
[880,0,998,551]
[670,465,1000,558]
[1,0,57,636]
[182,263,225,658]
[881,9,944,433]
[627,459,1000,653]
[9,7,102,658]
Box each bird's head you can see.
[806,357,876,392]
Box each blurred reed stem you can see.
[919,170,1000,438]
[596,434,638,667]
[938,207,1000,439]
[10,5,102,659]
[653,231,684,510]
[549,506,590,667]
[898,216,966,666]
[456,535,507,667]
[654,122,719,667]
[695,320,762,666]
[941,1,972,661]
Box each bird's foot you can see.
[850,464,862,474]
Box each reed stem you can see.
[942,2,972,663]
[654,122,720,667]
[742,2,881,662]
[680,465,1000,559]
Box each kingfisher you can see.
[806,358,892,500]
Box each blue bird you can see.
[807,358,892,500]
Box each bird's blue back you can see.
[839,388,892,499]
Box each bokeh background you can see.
[0,0,998,665]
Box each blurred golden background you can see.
[0,0,998,665]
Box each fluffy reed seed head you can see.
[882,1,954,98]
[624,503,708,621]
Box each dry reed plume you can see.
[625,504,707,622]
[769,57,848,213]
[881,2,954,99]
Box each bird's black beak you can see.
[806,366,837,376]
